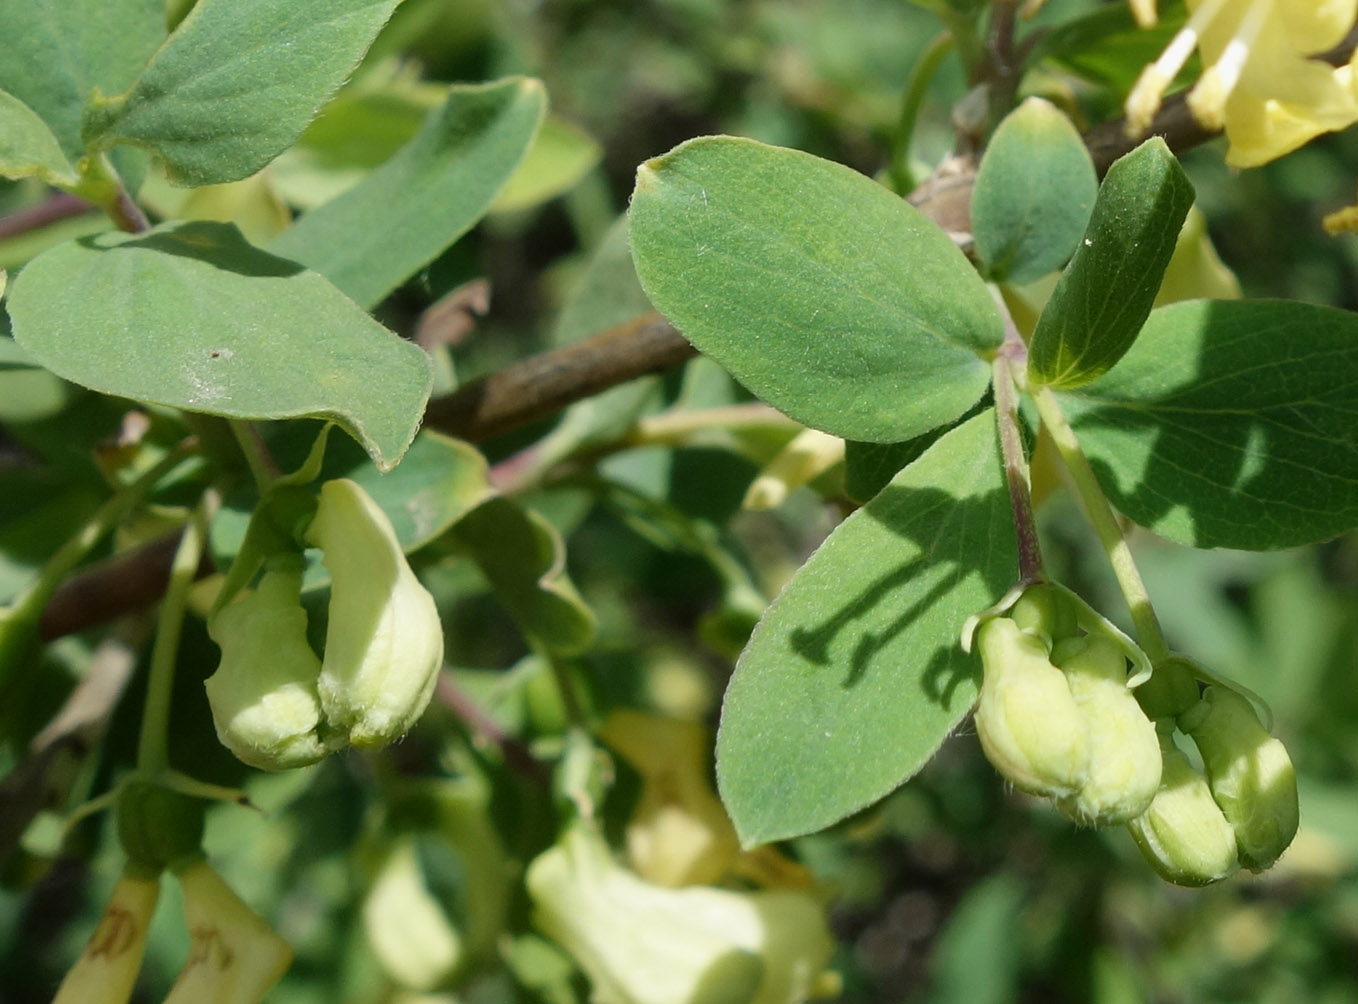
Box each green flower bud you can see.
[1181,686,1299,871]
[204,567,329,771]
[52,870,159,1004]
[1052,637,1161,826]
[1008,584,1078,648]
[527,824,835,1004]
[164,859,292,1004]
[116,781,207,875]
[307,478,444,748]
[975,616,1087,798]
[1134,655,1201,720]
[1127,737,1239,887]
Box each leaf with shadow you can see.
[1059,299,1358,550]
[716,410,1016,845]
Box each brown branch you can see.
[1085,91,1218,176]
[0,192,96,241]
[424,311,696,441]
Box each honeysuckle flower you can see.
[205,566,329,770]
[527,824,835,1004]
[1127,735,1240,886]
[1126,0,1358,166]
[363,837,464,991]
[974,616,1088,799]
[742,429,844,511]
[600,710,740,887]
[205,479,444,769]
[1181,686,1299,870]
[51,871,159,1004]
[1052,637,1161,826]
[163,859,292,1004]
[308,478,444,747]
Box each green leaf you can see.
[344,432,494,551]
[629,136,1002,443]
[1060,299,1358,550]
[0,0,164,162]
[1027,138,1194,389]
[271,77,546,309]
[83,0,402,186]
[6,221,431,471]
[715,410,1016,844]
[971,97,1096,285]
[0,90,77,186]
[489,116,601,214]
[451,498,596,656]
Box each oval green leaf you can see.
[715,410,1017,845]
[971,97,1096,285]
[83,0,402,186]
[1060,298,1358,550]
[629,136,1002,443]
[0,90,77,186]
[271,78,544,310]
[1027,137,1194,389]
[451,498,597,656]
[0,0,163,163]
[6,221,431,470]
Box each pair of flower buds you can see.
[974,586,1298,885]
[53,784,290,1004]
[205,478,444,770]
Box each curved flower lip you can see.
[205,566,329,771]
[307,478,445,747]
[52,872,160,1004]
[164,860,292,1004]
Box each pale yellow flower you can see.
[52,872,159,1004]
[527,824,835,1004]
[163,860,292,1004]
[1127,0,1358,166]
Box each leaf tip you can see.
[633,161,660,197]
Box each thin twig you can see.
[0,193,97,241]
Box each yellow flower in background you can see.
[1127,0,1358,166]
[52,872,159,1004]
[527,824,836,1004]
[163,860,292,1004]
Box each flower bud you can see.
[1134,655,1201,720]
[116,782,206,874]
[1126,737,1238,887]
[204,567,329,770]
[1052,637,1161,826]
[527,824,835,1004]
[52,871,159,1004]
[163,859,292,1004]
[1007,584,1077,648]
[974,616,1087,798]
[1181,686,1299,871]
[307,478,444,748]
